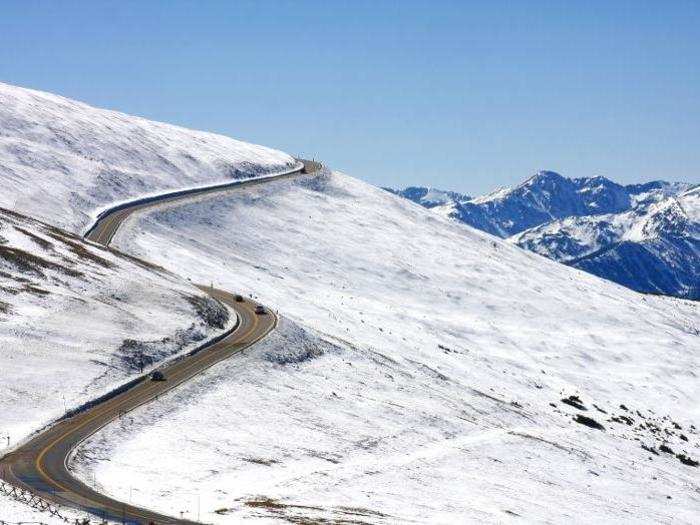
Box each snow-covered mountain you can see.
[0,207,232,452]
[0,83,698,523]
[572,189,700,299]
[75,170,699,524]
[386,186,472,209]
[0,82,296,233]
[0,82,291,520]
[391,173,699,299]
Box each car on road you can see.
[234,294,244,302]
[255,305,267,315]
[150,371,166,381]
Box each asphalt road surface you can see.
[85,161,309,245]
[0,160,319,524]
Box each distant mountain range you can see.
[387,172,699,300]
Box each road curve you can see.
[0,160,320,524]
[84,160,309,244]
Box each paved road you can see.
[85,161,310,244]
[0,160,319,524]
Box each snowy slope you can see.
[512,187,700,298]
[511,211,635,261]
[1,488,86,525]
[0,82,295,233]
[70,170,700,524]
[0,82,299,522]
[569,189,700,299]
[0,207,232,459]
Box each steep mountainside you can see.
[0,82,295,233]
[0,83,294,520]
[0,207,232,453]
[391,173,698,298]
[570,188,700,299]
[72,170,700,524]
[0,82,697,523]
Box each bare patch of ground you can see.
[214,497,394,525]
[0,300,11,315]
[0,245,82,278]
[185,294,230,329]
[45,229,114,269]
[242,457,279,466]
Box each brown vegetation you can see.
[0,245,82,278]
[44,230,114,269]
[14,226,55,251]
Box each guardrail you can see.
[0,480,70,523]
[0,521,51,525]
[1,157,324,524]
[83,161,305,239]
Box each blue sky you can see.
[1,1,698,194]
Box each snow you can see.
[0,209,235,457]
[681,186,700,223]
[629,182,696,208]
[469,184,511,204]
[0,81,309,523]
[1,486,87,524]
[0,82,296,234]
[419,188,458,206]
[0,81,697,523]
[71,170,700,523]
[624,193,699,243]
[510,212,636,261]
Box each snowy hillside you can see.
[69,170,700,524]
[0,82,303,522]
[0,207,232,459]
[512,185,700,299]
[0,82,296,233]
[569,188,700,299]
[1,489,85,525]
[391,173,698,298]
[0,81,696,523]
[512,211,634,261]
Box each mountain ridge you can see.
[389,172,699,299]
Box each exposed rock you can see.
[574,414,605,431]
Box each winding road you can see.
[0,159,320,524]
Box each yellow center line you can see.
[37,301,256,465]
[31,177,283,522]
[33,304,266,522]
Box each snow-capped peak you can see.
[390,170,698,299]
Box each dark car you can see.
[150,371,166,381]
[255,305,267,315]
[234,294,244,302]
